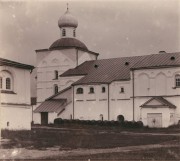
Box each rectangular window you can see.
[6,78,11,90]
[176,78,180,87]
[54,70,58,79]
[0,77,2,89]
[102,87,106,93]
[175,75,180,87]
[120,87,124,93]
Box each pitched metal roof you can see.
[0,58,34,70]
[131,52,180,69]
[60,52,180,85]
[34,99,67,113]
[140,97,176,109]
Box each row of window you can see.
[76,86,125,94]
[0,77,11,90]
[52,74,180,95]
[62,29,76,37]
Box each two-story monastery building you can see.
[34,8,180,128]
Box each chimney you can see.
[159,51,166,54]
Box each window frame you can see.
[73,29,76,37]
[175,74,180,87]
[54,84,58,94]
[62,29,66,36]
[6,77,11,90]
[0,77,2,89]
[120,87,124,93]
[54,70,58,80]
[76,87,83,94]
[89,87,95,94]
[102,87,106,93]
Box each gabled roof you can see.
[0,58,34,70]
[60,52,180,85]
[34,99,67,113]
[140,97,176,109]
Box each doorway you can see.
[41,112,48,125]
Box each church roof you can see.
[0,57,34,70]
[49,38,88,51]
[61,52,180,85]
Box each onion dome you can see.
[49,38,88,51]
[58,10,78,28]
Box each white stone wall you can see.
[133,67,180,97]
[141,107,175,127]
[74,84,109,120]
[109,81,133,121]
[36,49,76,103]
[36,48,97,105]
[133,67,180,126]
[58,103,73,120]
[0,66,32,130]
[0,105,32,130]
[0,66,31,105]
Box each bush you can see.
[137,121,143,128]
[54,118,63,124]
[117,115,125,123]
[122,120,143,128]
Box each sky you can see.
[0,0,180,66]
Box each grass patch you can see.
[1,127,179,150]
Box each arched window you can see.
[175,74,180,87]
[89,87,94,94]
[102,87,106,93]
[62,29,66,36]
[0,77,2,89]
[76,88,83,94]
[0,70,13,91]
[6,78,11,90]
[54,84,58,94]
[73,29,76,37]
[54,70,58,79]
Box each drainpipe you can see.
[108,84,110,121]
[72,86,75,119]
[132,70,135,121]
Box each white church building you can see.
[0,58,34,130]
[34,8,180,128]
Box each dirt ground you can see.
[0,126,180,160]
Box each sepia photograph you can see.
[0,0,180,160]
